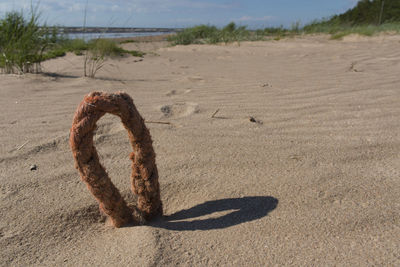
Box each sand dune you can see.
[1,34,399,266]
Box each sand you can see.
[1,34,399,266]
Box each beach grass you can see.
[81,38,144,78]
[2,8,400,73]
[0,11,52,73]
[47,38,145,57]
[168,21,400,45]
[86,38,145,57]
[167,23,257,45]
[0,10,145,74]
[304,21,400,39]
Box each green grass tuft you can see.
[0,10,146,75]
[119,39,138,44]
[86,38,145,57]
[0,11,52,73]
[168,19,400,46]
[167,23,258,45]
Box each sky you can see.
[0,0,360,28]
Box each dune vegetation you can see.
[1,0,400,72]
[168,21,400,45]
[0,10,144,75]
[169,0,400,45]
[303,0,400,39]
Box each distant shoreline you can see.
[63,31,175,41]
[54,27,182,34]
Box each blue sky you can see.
[0,0,359,28]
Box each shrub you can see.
[167,23,253,45]
[167,25,220,45]
[0,11,51,73]
[61,38,88,55]
[221,22,250,44]
[83,38,144,78]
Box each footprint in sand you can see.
[165,90,177,97]
[159,102,199,118]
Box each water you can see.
[64,31,173,41]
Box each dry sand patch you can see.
[0,35,399,266]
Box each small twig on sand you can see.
[17,140,29,151]
[145,120,171,125]
[211,109,220,118]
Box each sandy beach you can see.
[1,34,399,266]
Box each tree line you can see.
[330,0,400,25]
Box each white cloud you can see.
[68,3,85,12]
[105,0,237,13]
[111,5,120,11]
[0,0,237,16]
